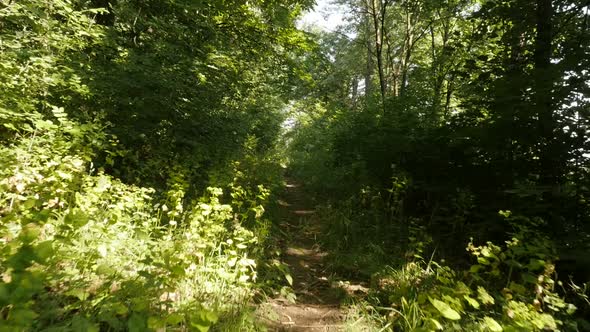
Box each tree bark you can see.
[399,11,414,98]
[534,0,556,186]
[369,0,388,107]
[364,12,374,98]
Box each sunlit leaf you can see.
[482,317,503,331]
[477,287,495,305]
[147,316,166,329]
[430,318,444,330]
[167,313,184,325]
[464,295,480,309]
[66,288,89,301]
[429,297,461,320]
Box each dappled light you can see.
[1,0,589,331]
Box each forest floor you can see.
[258,180,367,331]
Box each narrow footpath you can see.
[261,180,345,331]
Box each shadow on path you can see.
[261,180,349,331]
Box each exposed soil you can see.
[259,181,350,331]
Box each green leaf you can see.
[477,287,495,305]
[147,316,166,329]
[71,316,99,332]
[464,295,480,309]
[127,313,146,332]
[0,284,8,301]
[190,322,210,332]
[205,311,218,324]
[167,313,184,325]
[111,302,128,315]
[227,257,237,267]
[65,209,89,228]
[470,264,484,273]
[96,263,116,275]
[96,176,111,192]
[429,297,461,320]
[3,123,17,131]
[566,303,577,315]
[34,240,54,263]
[131,298,149,311]
[430,318,444,330]
[527,259,545,271]
[66,288,89,301]
[170,265,185,276]
[477,257,490,265]
[23,198,37,209]
[522,273,537,284]
[285,273,293,286]
[10,308,39,324]
[482,316,503,331]
[286,291,297,303]
[508,282,526,295]
[20,224,41,243]
[481,248,493,258]
[189,310,218,332]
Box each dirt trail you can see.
[260,181,347,331]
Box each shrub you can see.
[0,112,275,331]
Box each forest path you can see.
[259,180,349,331]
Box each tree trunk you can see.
[400,34,413,97]
[534,0,556,187]
[369,0,387,108]
[430,26,442,122]
[365,13,374,98]
[400,12,413,97]
[352,77,359,99]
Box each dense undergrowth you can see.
[284,1,590,328]
[286,101,590,330]
[0,113,279,331]
[2,0,590,331]
[0,0,305,330]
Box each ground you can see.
[258,180,368,331]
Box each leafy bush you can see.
[0,0,302,329]
[0,112,276,331]
[363,213,584,331]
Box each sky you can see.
[297,0,347,32]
